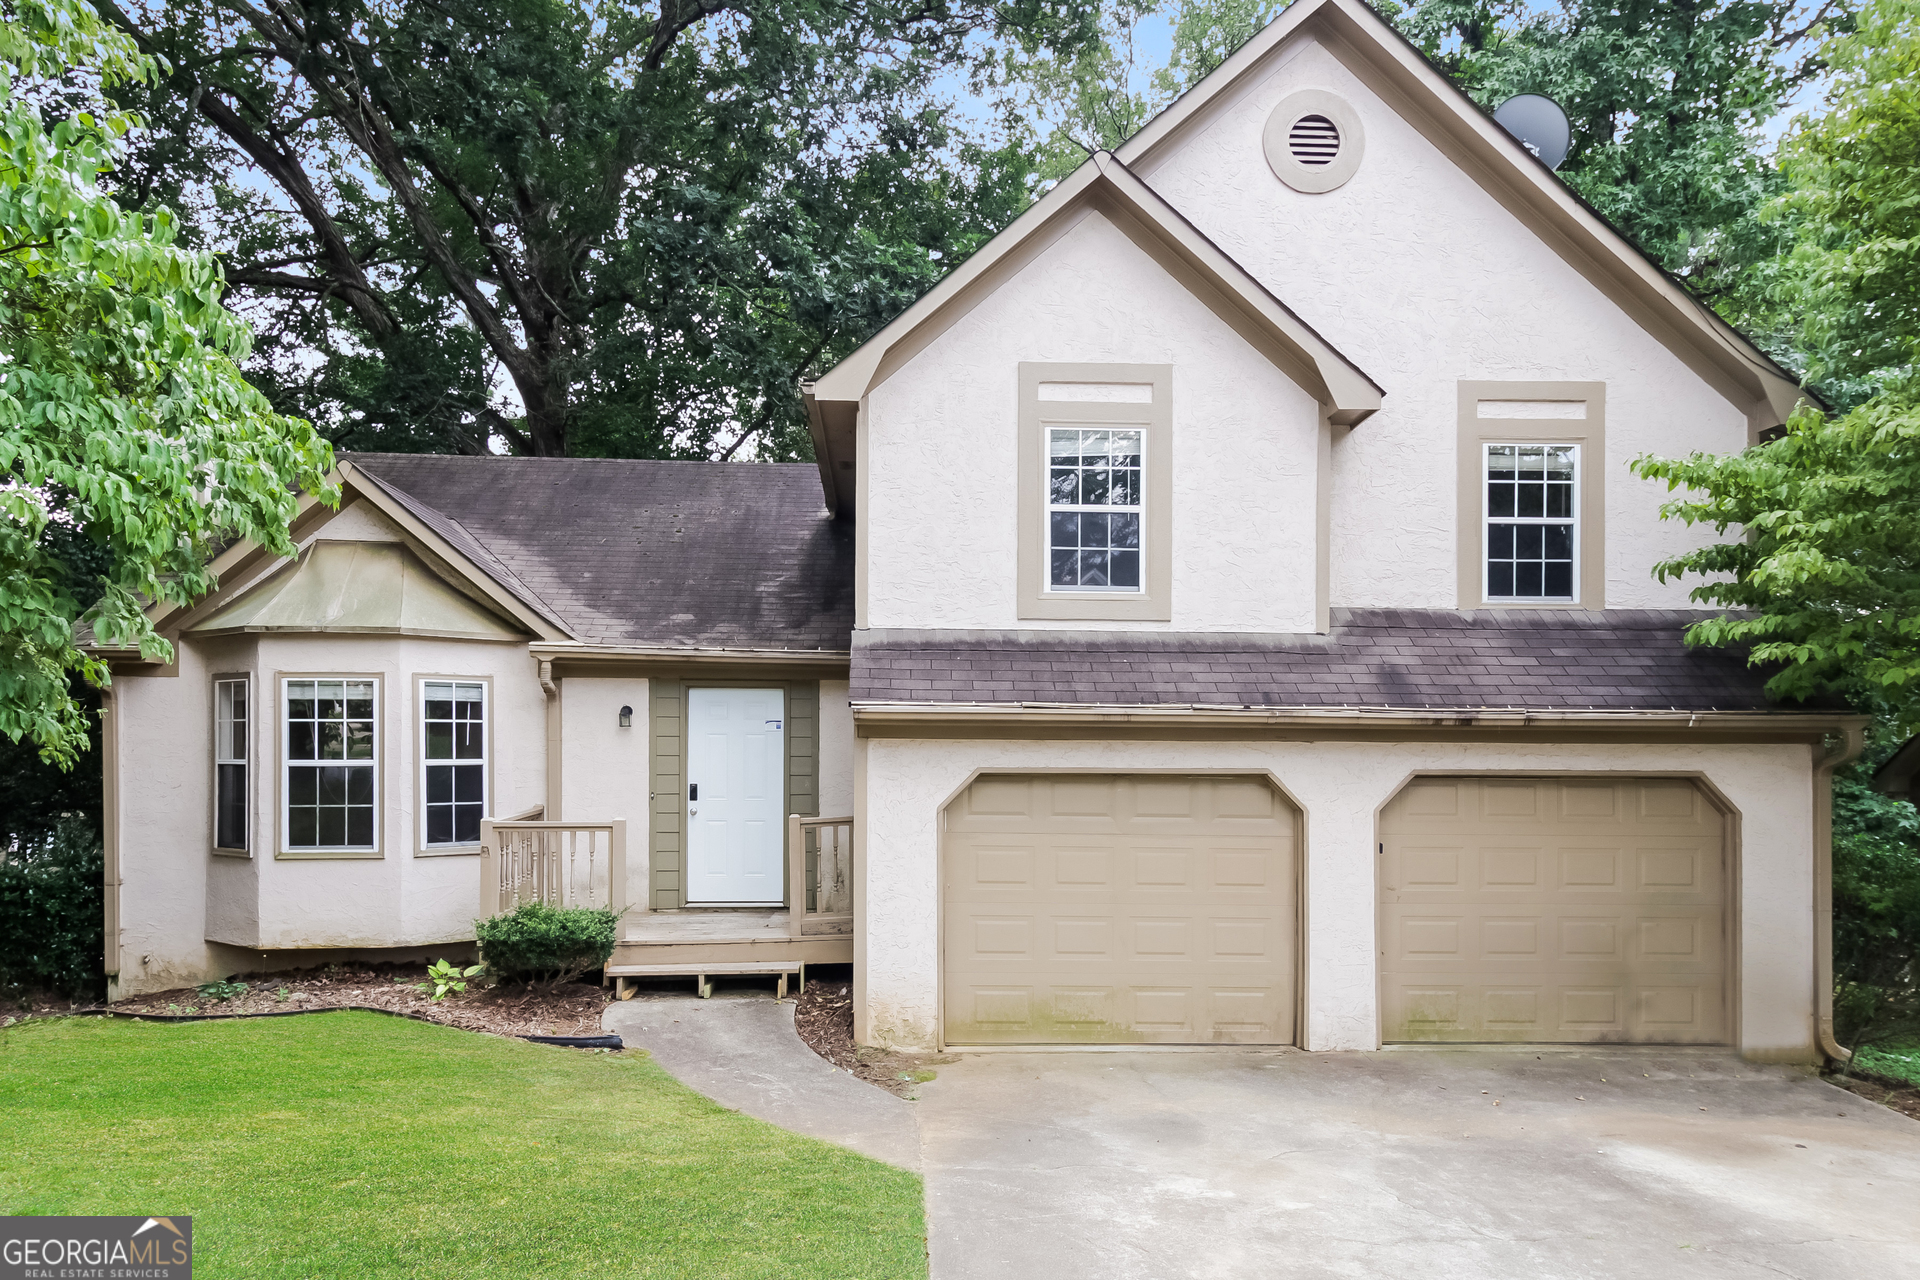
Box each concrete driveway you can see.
[913,1047,1920,1280]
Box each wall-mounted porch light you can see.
[618,705,633,728]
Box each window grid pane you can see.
[1047,427,1144,592]
[423,681,485,845]
[1486,443,1576,600]
[214,679,247,851]
[285,678,375,850]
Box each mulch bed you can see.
[792,977,953,1098]
[1828,1069,1920,1123]
[18,963,610,1041]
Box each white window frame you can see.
[213,676,249,854]
[419,679,488,851]
[280,675,381,856]
[1481,441,1581,604]
[1044,425,1147,595]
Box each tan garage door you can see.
[943,773,1297,1045]
[1380,776,1728,1044]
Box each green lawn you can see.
[0,1012,926,1279]
[1856,1040,1920,1088]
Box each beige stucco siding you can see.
[863,211,1325,633]
[1134,39,1750,611]
[818,680,855,816]
[857,737,1816,1061]
[560,676,650,827]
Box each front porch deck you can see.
[478,815,855,995]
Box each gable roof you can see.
[188,540,528,640]
[1115,0,1808,429]
[343,454,854,652]
[804,152,1383,517]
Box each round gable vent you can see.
[1264,90,1365,194]
[1288,114,1341,165]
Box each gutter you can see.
[852,701,1865,739]
[1814,723,1868,1065]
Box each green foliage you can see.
[415,959,484,1002]
[1853,1041,1920,1085]
[1631,390,1920,704]
[1630,3,1920,710]
[475,901,619,989]
[0,815,103,1000]
[0,1013,928,1276]
[195,977,248,1003]
[104,0,1104,461]
[1773,0,1920,393]
[0,0,337,765]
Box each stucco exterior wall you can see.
[818,680,855,816]
[560,676,651,901]
[864,211,1325,633]
[1133,38,1750,611]
[112,631,545,996]
[858,737,1816,1061]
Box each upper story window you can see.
[1018,363,1172,622]
[1456,381,1605,611]
[1049,428,1143,592]
[214,677,248,852]
[422,680,486,847]
[284,677,377,852]
[1484,443,1577,600]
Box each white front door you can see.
[685,687,786,905]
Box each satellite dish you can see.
[1493,94,1571,171]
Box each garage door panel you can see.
[1381,777,1727,1045]
[946,774,1296,1045]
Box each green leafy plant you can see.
[0,0,337,766]
[414,960,483,1003]
[196,978,249,1003]
[0,816,103,1000]
[475,902,619,991]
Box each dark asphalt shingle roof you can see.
[345,454,853,651]
[851,610,1801,712]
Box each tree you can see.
[1631,0,1920,714]
[1388,0,1845,305]
[0,0,335,767]
[100,0,1104,460]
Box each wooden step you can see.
[606,959,806,1001]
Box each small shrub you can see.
[0,816,104,1001]
[197,979,249,1003]
[475,902,617,989]
[415,959,484,1002]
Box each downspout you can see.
[99,685,122,1001]
[1814,723,1867,1065]
[538,658,561,821]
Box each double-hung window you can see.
[213,678,248,852]
[422,681,486,847]
[1048,428,1144,591]
[1018,363,1171,621]
[1484,443,1578,601]
[284,678,377,852]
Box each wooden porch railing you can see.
[479,819,628,929]
[787,815,853,938]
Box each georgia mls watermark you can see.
[1,1217,191,1280]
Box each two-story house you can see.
[93,0,1863,1063]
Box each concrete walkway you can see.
[601,994,920,1171]
[913,1046,1920,1280]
